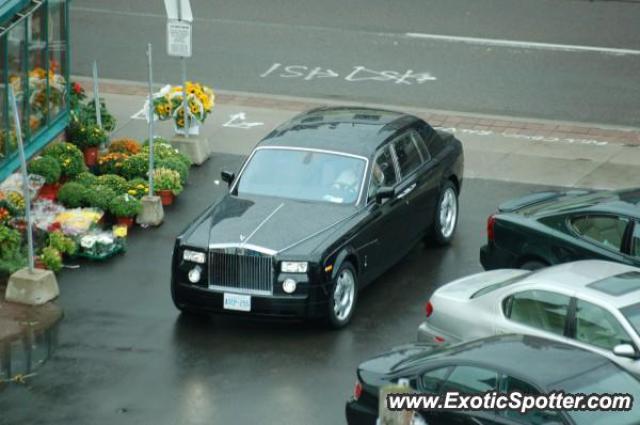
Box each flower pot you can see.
[39,183,60,201]
[116,216,135,228]
[158,190,175,206]
[83,146,99,167]
[35,257,47,270]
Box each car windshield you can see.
[236,148,366,204]
[621,302,640,335]
[555,363,640,425]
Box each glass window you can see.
[421,366,452,393]
[502,376,562,424]
[411,132,431,162]
[392,133,422,178]
[440,366,497,393]
[237,148,366,205]
[48,0,67,121]
[570,215,629,251]
[575,299,632,350]
[6,19,26,156]
[368,146,397,200]
[28,5,48,134]
[621,303,640,336]
[1,37,7,162]
[632,222,640,258]
[506,290,570,336]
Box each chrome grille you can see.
[208,248,274,295]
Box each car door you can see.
[389,130,432,248]
[498,375,568,425]
[565,214,633,264]
[496,289,574,346]
[357,144,404,282]
[624,219,640,267]
[568,298,640,372]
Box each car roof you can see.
[257,106,422,157]
[427,334,617,389]
[516,260,640,309]
[532,188,640,219]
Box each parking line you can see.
[405,33,640,56]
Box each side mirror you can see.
[375,186,395,204]
[221,170,235,185]
[613,344,638,359]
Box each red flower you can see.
[48,222,62,232]
[72,82,83,95]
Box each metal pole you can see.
[178,0,189,138]
[92,60,102,130]
[146,43,155,196]
[8,86,34,273]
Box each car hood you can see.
[183,194,359,254]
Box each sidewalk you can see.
[79,76,640,190]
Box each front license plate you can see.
[223,293,251,312]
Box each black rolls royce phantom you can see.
[171,106,464,327]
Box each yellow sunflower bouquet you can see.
[152,82,215,131]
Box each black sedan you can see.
[480,189,640,270]
[346,334,640,425]
[171,106,464,327]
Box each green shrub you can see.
[48,230,77,256]
[157,157,189,184]
[73,171,99,187]
[153,168,183,195]
[109,194,142,218]
[142,141,192,167]
[27,156,61,184]
[57,182,89,208]
[120,153,149,179]
[85,184,116,211]
[0,224,25,277]
[96,174,128,194]
[43,142,86,177]
[41,246,62,272]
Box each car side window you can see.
[574,299,633,350]
[411,132,431,162]
[501,376,562,424]
[421,366,453,393]
[392,133,423,178]
[570,215,629,251]
[368,146,398,201]
[504,290,570,336]
[440,366,498,393]
[632,222,640,258]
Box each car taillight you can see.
[354,380,363,400]
[487,214,496,242]
[425,301,433,318]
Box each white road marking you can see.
[223,113,264,129]
[438,126,609,146]
[405,33,640,56]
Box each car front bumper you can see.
[172,280,330,320]
[479,243,517,270]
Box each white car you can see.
[418,260,640,376]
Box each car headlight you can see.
[281,261,308,273]
[183,249,206,264]
[188,266,202,283]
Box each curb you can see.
[73,76,640,147]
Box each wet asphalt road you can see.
[0,154,552,425]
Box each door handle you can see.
[397,183,417,199]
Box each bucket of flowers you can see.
[108,194,142,228]
[153,168,183,206]
[152,82,215,136]
[27,156,62,200]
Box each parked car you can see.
[346,334,640,425]
[417,260,640,375]
[171,106,464,327]
[480,188,640,270]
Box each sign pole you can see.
[146,43,155,196]
[8,86,34,273]
[92,60,106,151]
[178,0,190,138]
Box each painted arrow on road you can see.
[223,112,264,129]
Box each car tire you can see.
[431,180,459,245]
[327,262,358,329]
[520,260,548,271]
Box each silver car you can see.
[418,260,640,376]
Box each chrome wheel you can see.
[439,187,458,239]
[333,268,355,322]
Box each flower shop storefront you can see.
[0,0,70,182]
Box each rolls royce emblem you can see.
[239,233,245,242]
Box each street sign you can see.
[167,20,192,58]
[164,0,193,22]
